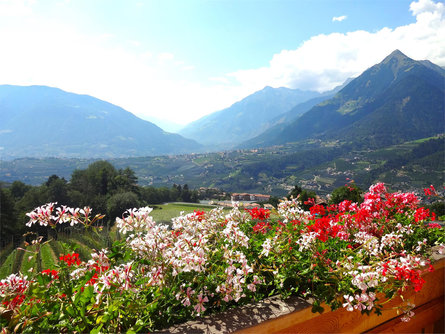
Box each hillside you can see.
[1,136,443,196]
[179,86,323,148]
[0,85,202,159]
[243,50,445,148]
[239,80,352,148]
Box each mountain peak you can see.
[386,49,407,59]
[381,49,413,66]
[242,50,444,149]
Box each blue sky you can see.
[0,0,444,129]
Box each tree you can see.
[70,161,119,198]
[329,184,363,205]
[299,189,317,211]
[265,196,280,208]
[140,186,161,204]
[114,167,138,193]
[45,175,70,205]
[0,186,18,246]
[9,181,32,200]
[287,184,303,200]
[69,161,122,214]
[171,184,181,201]
[287,184,316,211]
[107,192,141,222]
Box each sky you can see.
[0,0,444,130]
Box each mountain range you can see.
[0,85,201,159]
[179,86,327,148]
[242,50,445,148]
[0,50,443,160]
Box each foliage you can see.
[0,162,202,251]
[329,183,363,205]
[287,184,303,199]
[429,201,445,217]
[107,192,141,221]
[287,185,317,211]
[0,186,17,245]
[1,184,443,332]
[422,184,445,218]
[264,195,280,208]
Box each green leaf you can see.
[65,305,75,317]
[311,304,324,314]
[90,324,103,334]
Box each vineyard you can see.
[0,202,223,280]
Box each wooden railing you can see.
[158,251,444,333]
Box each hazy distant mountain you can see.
[142,115,184,133]
[243,50,445,148]
[179,86,323,148]
[244,79,352,147]
[0,85,201,159]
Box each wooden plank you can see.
[239,258,444,334]
[157,256,444,334]
[235,304,320,334]
[366,296,444,333]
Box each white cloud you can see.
[332,15,347,22]
[230,0,445,93]
[0,0,34,17]
[410,0,444,16]
[0,9,211,124]
[128,40,142,47]
[182,65,196,71]
[157,52,175,62]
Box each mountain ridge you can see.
[0,85,202,159]
[242,50,445,149]
[179,86,324,148]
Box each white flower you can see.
[343,295,354,312]
[260,238,272,257]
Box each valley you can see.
[1,135,443,196]
[1,50,444,197]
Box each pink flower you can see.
[181,287,195,307]
[194,293,209,314]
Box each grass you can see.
[150,202,227,224]
[58,235,93,262]
[0,249,16,279]
[12,246,24,274]
[0,243,14,268]
[20,251,36,274]
[75,232,105,250]
[41,243,57,270]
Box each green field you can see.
[150,202,229,224]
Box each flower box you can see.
[2,184,444,333]
[159,252,444,333]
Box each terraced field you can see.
[0,228,112,279]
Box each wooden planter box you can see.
[159,251,444,333]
